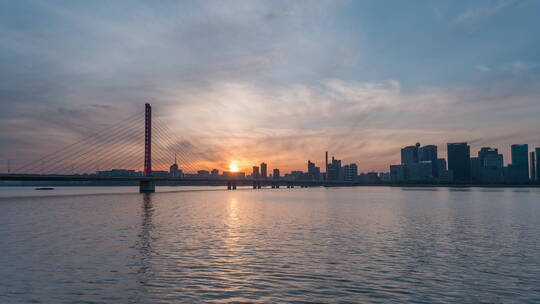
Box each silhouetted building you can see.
[401,143,420,166]
[363,172,379,183]
[211,169,219,176]
[327,156,342,181]
[197,170,209,177]
[260,162,267,179]
[152,170,170,177]
[436,158,452,182]
[390,165,406,182]
[438,169,453,182]
[408,161,433,181]
[273,168,280,180]
[343,163,358,182]
[169,163,182,178]
[473,147,505,183]
[379,172,391,181]
[478,147,502,167]
[169,154,182,177]
[223,171,245,179]
[252,166,260,179]
[536,148,540,182]
[447,143,471,181]
[480,167,504,183]
[530,151,536,182]
[470,157,481,181]
[510,144,529,182]
[437,158,447,172]
[97,169,140,177]
[307,160,321,181]
[285,171,304,181]
[483,152,504,168]
[419,145,438,177]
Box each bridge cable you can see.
[18,113,144,174]
[152,120,202,169]
[13,111,143,173]
[45,117,144,174]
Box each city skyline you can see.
[1,1,540,173]
[10,139,537,185]
[2,125,540,178]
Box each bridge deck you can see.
[0,174,345,186]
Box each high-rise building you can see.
[437,158,447,172]
[307,160,315,179]
[536,148,540,182]
[419,145,438,177]
[252,166,260,179]
[483,153,504,168]
[447,142,471,181]
[307,160,320,181]
[530,151,536,182]
[511,144,529,182]
[475,147,504,183]
[260,162,267,179]
[478,147,502,167]
[327,156,342,181]
[343,163,358,182]
[408,161,433,181]
[273,168,280,180]
[470,157,481,181]
[401,143,420,166]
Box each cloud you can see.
[155,77,540,172]
[475,65,491,72]
[454,0,517,25]
[503,61,538,74]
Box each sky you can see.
[1,0,540,173]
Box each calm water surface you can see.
[1,186,539,303]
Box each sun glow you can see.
[229,161,240,172]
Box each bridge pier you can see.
[228,181,237,190]
[139,180,155,193]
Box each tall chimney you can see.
[325,151,328,181]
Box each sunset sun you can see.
[229,162,239,172]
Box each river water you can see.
[1,186,539,303]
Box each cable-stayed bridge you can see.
[0,104,332,192]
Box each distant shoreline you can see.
[1,183,539,188]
